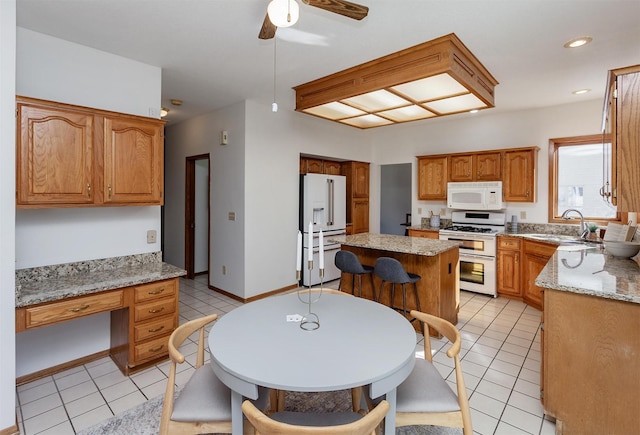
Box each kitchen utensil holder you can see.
[430,215,440,227]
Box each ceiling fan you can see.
[258,0,369,40]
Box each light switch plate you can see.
[228,212,236,221]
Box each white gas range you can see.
[439,211,506,297]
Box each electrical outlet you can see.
[440,208,447,216]
[222,265,227,275]
[146,230,157,243]
[228,212,235,221]
[520,211,527,219]
[418,207,422,215]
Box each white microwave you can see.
[447,181,504,210]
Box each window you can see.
[549,134,620,224]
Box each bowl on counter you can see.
[603,240,640,258]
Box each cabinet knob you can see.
[87,183,91,198]
[108,184,112,199]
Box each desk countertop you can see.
[329,233,459,257]
[16,252,186,308]
[535,246,640,304]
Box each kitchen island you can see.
[330,233,460,333]
[535,246,640,434]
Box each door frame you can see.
[185,154,210,279]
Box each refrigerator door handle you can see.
[327,179,334,226]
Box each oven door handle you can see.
[459,252,494,260]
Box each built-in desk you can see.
[15,253,186,379]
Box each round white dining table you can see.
[208,291,416,434]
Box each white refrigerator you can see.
[299,173,347,286]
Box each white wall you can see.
[15,28,163,377]
[164,100,372,299]
[370,99,604,228]
[0,0,16,430]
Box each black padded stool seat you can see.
[373,257,422,333]
[334,250,374,297]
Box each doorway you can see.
[185,154,210,279]
[380,163,412,235]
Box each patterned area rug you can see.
[78,389,462,434]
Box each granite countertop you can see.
[16,253,186,308]
[329,233,460,256]
[535,246,640,304]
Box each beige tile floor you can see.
[15,275,556,434]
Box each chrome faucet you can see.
[561,209,589,239]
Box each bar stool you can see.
[334,250,374,297]
[374,257,422,333]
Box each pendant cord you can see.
[273,37,277,104]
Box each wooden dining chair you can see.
[242,398,389,435]
[385,310,473,435]
[271,288,361,414]
[160,313,268,435]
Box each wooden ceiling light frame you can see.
[293,33,499,128]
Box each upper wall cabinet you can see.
[503,148,538,202]
[16,96,165,208]
[103,116,163,205]
[606,65,640,212]
[417,146,538,203]
[417,155,448,200]
[449,152,501,182]
[17,102,95,206]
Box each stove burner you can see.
[444,225,495,233]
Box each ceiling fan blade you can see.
[305,0,369,20]
[259,12,277,39]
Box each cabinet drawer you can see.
[134,298,176,323]
[134,316,176,342]
[134,334,170,363]
[25,290,124,329]
[499,237,521,250]
[134,279,176,303]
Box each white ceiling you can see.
[16,0,640,126]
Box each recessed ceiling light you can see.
[572,89,591,95]
[469,109,479,114]
[170,99,183,106]
[563,37,592,48]
[160,108,169,117]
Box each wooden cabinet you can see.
[323,160,342,175]
[408,228,440,239]
[417,155,448,200]
[126,279,178,368]
[102,116,163,205]
[17,101,95,206]
[449,152,501,182]
[417,147,537,203]
[300,157,323,174]
[503,148,538,202]
[17,277,179,375]
[543,289,640,433]
[521,240,556,310]
[605,65,640,211]
[342,161,370,233]
[497,236,522,298]
[16,96,165,208]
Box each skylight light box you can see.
[293,33,498,128]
